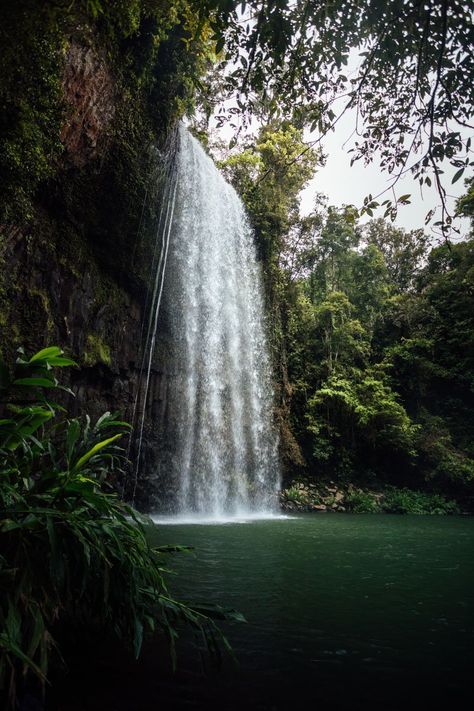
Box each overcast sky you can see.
[213,107,472,239]
[208,43,472,241]
[299,105,471,239]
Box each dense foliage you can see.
[0,348,236,708]
[194,0,473,233]
[223,127,474,508]
[287,210,474,503]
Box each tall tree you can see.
[362,219,430,292]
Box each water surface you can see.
[152,514,473,709]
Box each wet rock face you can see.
[3,224,141,397]
[0,6,199,511]
[1,218,167,510]
[61,41,115,167]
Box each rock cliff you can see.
[0,1,206,507]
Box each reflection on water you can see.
[151,513,295,525]
[151,514,474,709]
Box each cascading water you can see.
[155,125,280,519]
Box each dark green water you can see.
[152,514,474,710]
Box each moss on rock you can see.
[84,333,112,367]
[0,0,216,501]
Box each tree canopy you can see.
[193,0,473,233]
[223,120,474,502]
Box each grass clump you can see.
[284,485,310,505]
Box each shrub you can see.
[0,347,238,708]
[381,487,459,514]
[284,485,309,504]
[345,489,381,513]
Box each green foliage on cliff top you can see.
[220,122,320,272]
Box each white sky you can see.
[212,107,472,238]
[208,38,472,240]
[299,106,472,238]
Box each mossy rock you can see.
[83,334,112,367]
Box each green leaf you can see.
[44,357,77,367]
[190,604,247,623]
[67,419,81,463]
[105,420,132,429]
[95,412,112,429]
[19,411,54,436]
[154,544,194,554]
[452,167,464,184]
[72,434,122,472]
[47,516,65,587]
[26,608,45,661]
[29,347,63,363]
[13,377,58,388]
[6,601,21,643]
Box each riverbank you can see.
[280,480,467,514]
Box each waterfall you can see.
[155,125,280,518]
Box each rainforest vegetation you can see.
[1,0,473,708]
[220,128,474,510]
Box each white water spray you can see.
[156,125,280,518]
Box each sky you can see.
[213,104,471,239]
[299,104,471,239]
[209,38,472,241]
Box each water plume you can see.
[156,125,280,518]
